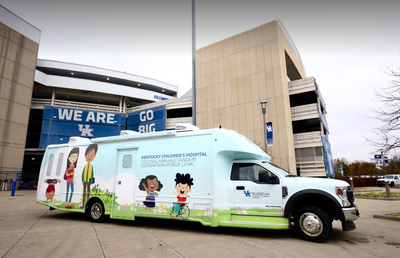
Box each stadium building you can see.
[1,5,333,189]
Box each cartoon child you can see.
[170,173,194,217]
[64,147,79,209]
[138,175,163,209]
[81,144,97,208]
[44,179,61,202]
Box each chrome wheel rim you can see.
[299,212,323,237]
[91,203,103,220]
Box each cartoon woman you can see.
[65,147,79,209]
[138,175,163,209]
[171,173,194,217]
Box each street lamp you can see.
[257,101,270,153]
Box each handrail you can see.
[293,132,321,144]
[31,98,121,112]
[291,104,318,116]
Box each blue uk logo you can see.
[244,190,251,197]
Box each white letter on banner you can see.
[138,125,145,133]
[107,113,115,124]
[97,112,106,123]
[74,110,82,121]
[86,112,95,122]
[58,109,73,120]
[139,111,146,122]
[146,110,154,121]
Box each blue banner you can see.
[39,106,126,149]
[321,135,334,177]
[127,105,166,133]
[266,122,273,146]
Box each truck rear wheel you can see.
[295,206,332,243]
[87,200,106,223]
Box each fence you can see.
[0,172,21,191]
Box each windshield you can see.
[262,162,295,177]
[384,175,394,179]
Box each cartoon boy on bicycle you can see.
[170,173,194,217]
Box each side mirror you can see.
[259,170,280,184]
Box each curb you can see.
[355,197,400,201]
[373,214,400,221]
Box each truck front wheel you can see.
[87,200,106,223]
[294,206,332,243]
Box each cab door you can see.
[230,163,283,216]
[111,148,137,220]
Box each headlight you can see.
[336,187,351,207]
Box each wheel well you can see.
[285,190,344,222]
[85,197,103,214]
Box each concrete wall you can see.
[195,20,305,173]
[0,19,39,172]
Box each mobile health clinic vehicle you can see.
[36,125,359,242]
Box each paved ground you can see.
[1,188,400,258]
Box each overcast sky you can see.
[2,0,400,163]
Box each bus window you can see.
[46,154,54,176]
[123,155,132,168]
[55,153,64,176]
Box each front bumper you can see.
[343,206,360,221]
[341,205,360,231]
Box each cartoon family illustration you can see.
[44,145,194,217]
[138,173,194,218]
[44,144,97,209]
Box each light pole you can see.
[258,101,270,153]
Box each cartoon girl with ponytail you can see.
[65,147,79,209]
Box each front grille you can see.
[347,187,354,204]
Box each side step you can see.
[219,215,289,230]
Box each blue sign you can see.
[154,95,168,100]
[384,156,389,165]
[374,154,383,166]
[266,122,273,146]
[127,105,166,133]
[321,135,334,178]
[39,106,126,149]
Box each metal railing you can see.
[0,172,20,191]
[288,77,316,92]
[31,98,122,112]
[296,161,326,175]
[293,132,322,145]
[127,96,192,112]
[291,104,318,117]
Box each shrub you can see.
[337,177,378,187]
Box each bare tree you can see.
[370,58,400,154]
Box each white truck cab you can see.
[36,127,359,242]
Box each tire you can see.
[180,206,190,220]
[87,200,106,223]
[390,182,394,187]
[294,206,332,243]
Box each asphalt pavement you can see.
[1,188,400,258]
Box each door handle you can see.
[236,186,245,190]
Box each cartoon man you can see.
[170,173,194,217]
[138,175,163,209]
[81,144,98,208]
